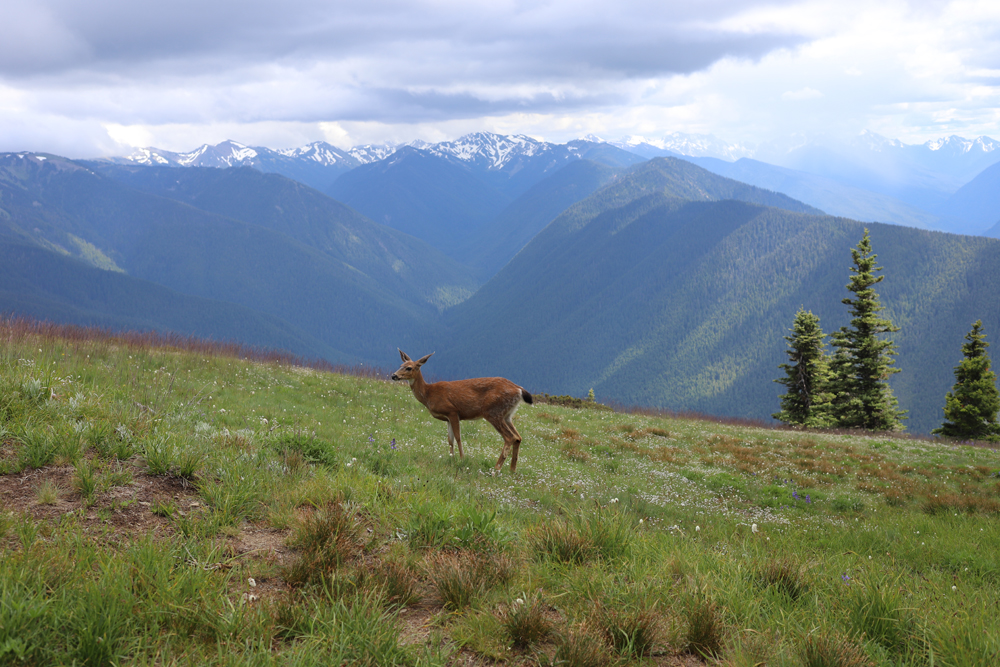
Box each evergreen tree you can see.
[773,309,834,427]
[933,320,1000,441]
[829,229,906,431]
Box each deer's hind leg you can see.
[489,417,518,472]
[505,417,523,472]
[447,415,464,458]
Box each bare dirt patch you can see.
[0,462,200,538]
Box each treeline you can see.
[774,229,1000,441]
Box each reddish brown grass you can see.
[0,315,382,379]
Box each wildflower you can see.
[951,585,958,592]
[842,574,851,583]
[390,439,397,450]
[248,578,257,587]
[751,523,758,533]
[695,526,700,532]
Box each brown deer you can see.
[391,350,533,472]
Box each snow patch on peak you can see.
[428,132,547,169]
[349,143,400,164]
[925,135,1000,153]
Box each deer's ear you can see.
[416,352,434,366]
[398,349,411,362]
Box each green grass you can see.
[1,319,999,665]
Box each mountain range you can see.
[104,130,1000,236]
[4,130,1000,434]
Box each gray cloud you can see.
[0,1,802,85]
[0,0,806,135]
[7,0,994,157]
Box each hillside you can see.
[684,156,943,231]
[0,235,348,361]
[0,153,462,363]
[459,159,621,280]
[443,158,1000,434]
[1,321,997,666]
[937,160,1000,235]
[83,162,478,307]
[326,147,514,258]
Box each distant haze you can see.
[1,0,999,157]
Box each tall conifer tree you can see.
[773,309,834,427]
[933,320,1000,441]
[829,229,905,431]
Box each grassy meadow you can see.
[1,317,999,666]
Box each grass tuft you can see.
[595,601,663,657]
[284,500,361,587]
[683,596,725,658]
[845,582,918,658]
[754,558,810,601]
[497,592,553,648]
[426,551,515,611]
[800,631,874,667]
[554,626,613,667]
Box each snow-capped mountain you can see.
[924,135,1000,155]
[347,142,402,164]
[424,132,548,170]
[110,140,362,191]
[104,130,1000,213]
[277,141,356,166]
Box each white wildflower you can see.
[751,523,759,533]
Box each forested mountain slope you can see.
[442,160,1000,434]
[0,234,346,361]
[84,162,477,308]
[326,147,512,258]
[0,153,451,362]
[458,159,620,280]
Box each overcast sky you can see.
[1,0,998,157]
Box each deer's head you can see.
[391,349,434,383]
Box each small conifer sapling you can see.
[933,320,1000,442]
[773,309,834,427]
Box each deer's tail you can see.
[521,388,534,405]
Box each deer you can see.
[391,350,533,472]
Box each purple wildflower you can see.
[390,438,397,450]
